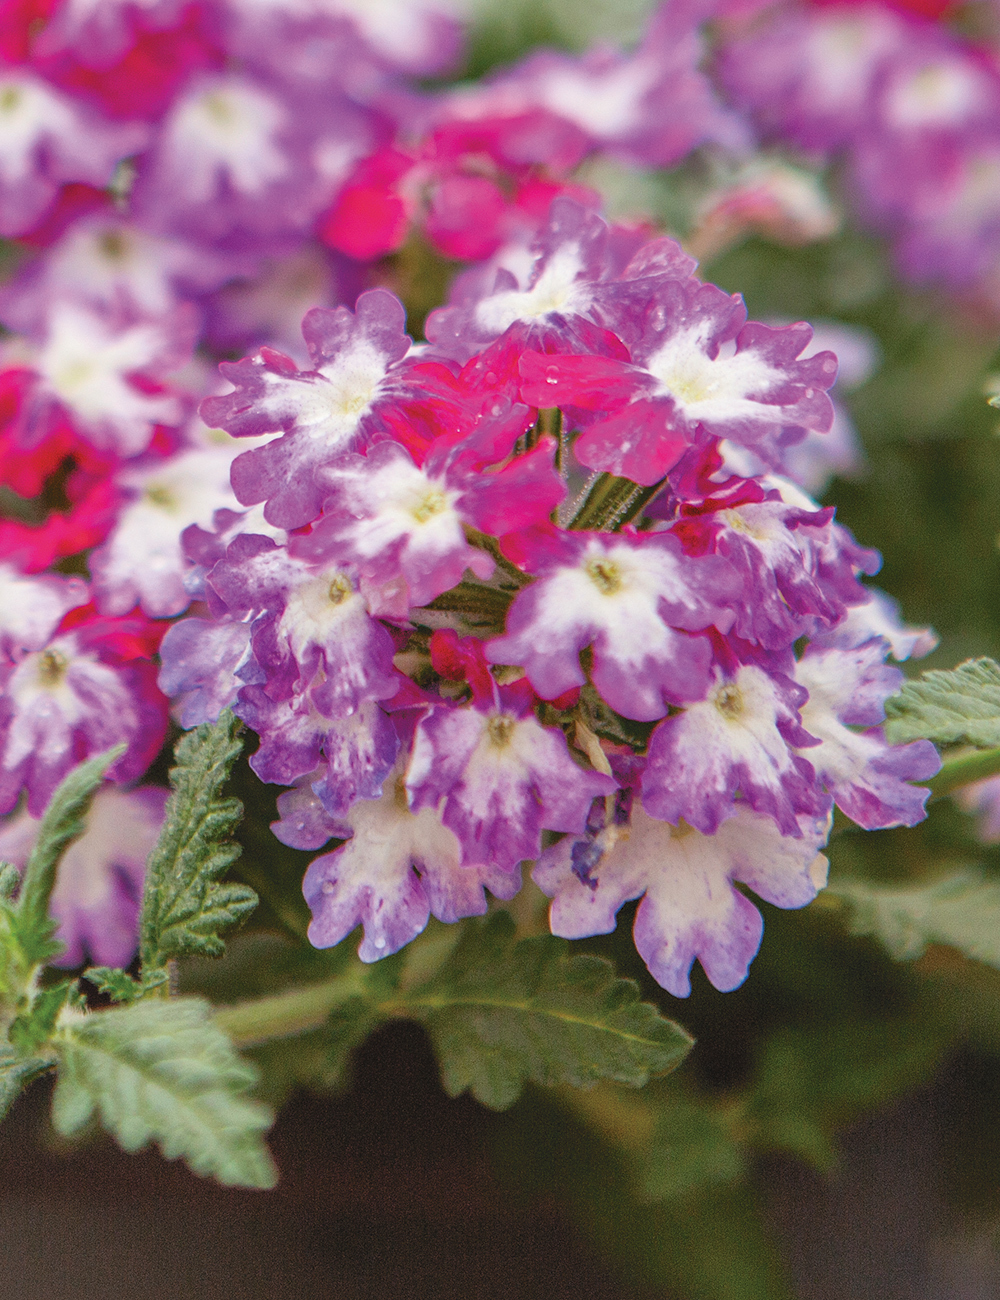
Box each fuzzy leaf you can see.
[10,744,125,970]
[84,967,168,1004]
[139,712,257,970]
[8,980,74,1054]
[0,1044,52,1120]
[52,997,277,1187]
[884,657,1000,747]
[399,912,692,1109]
[829,868,1000,967]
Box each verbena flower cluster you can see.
[0,0,951,993]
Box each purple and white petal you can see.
[0,633,165,816]
[642,662,827,837]
[0,565,87,658]
[534,804,830,997]
[307,439,495,608]
[157,617,253,728]
[406,700,615,870]
[794,642,940,829]
[487,531,736,721]
[91,436,279,619]
[304,768,520,962]
[32,302,194,455]
[202,290,416,528]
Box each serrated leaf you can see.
[829,867,1000,967]
[884,657,1000,746]
[139,712,257,969]
[0,1043,52,1120]
[84,967,168,1004]
[17,745,125,942]
[52,997,277,1188]
[8,979,74,1053]
[397,912,692,1109]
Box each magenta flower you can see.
[520,280,838,484]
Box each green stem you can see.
[929,746,1000,798]
[212,968,367,1047]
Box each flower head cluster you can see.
[153,191,939,997]
[0,0,942,993]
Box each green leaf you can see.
[883,657,1000,746]
[8,979,74,1053]
[641,1097,747,1201]
[397,911,692,1109]
[0,1043,52,1120]
[139,711,257,970]
[13,743,125,965]
[84,967,168,1004]
[52,997,277,1188]
[747,1016,950,1171]
[829,867,1000,967]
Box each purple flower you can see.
[90,435,280,619]
[487,528,737,721]
[206,534,398,717]
[565,281,838,480]
[811,587,937,661]
[435,0,746,171]
[236,689,398,813]
[0,68,147,237]
[0,564,87,658]
[716,5,906,155]
[23,301,196,456]
[406,695,615,871]
[534,803,831,997]
[201,290,418,528]
[0,215,250,335]
[303,765,521,962]
[0,786,168,968]
[0,620,167,817]
[679,493,877,650]
[157,616,254,728]
[302,435,564,614]
[793,640,940,829]
[425,197,696,362]
[131,69,374,244]
[641,660,829,837]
